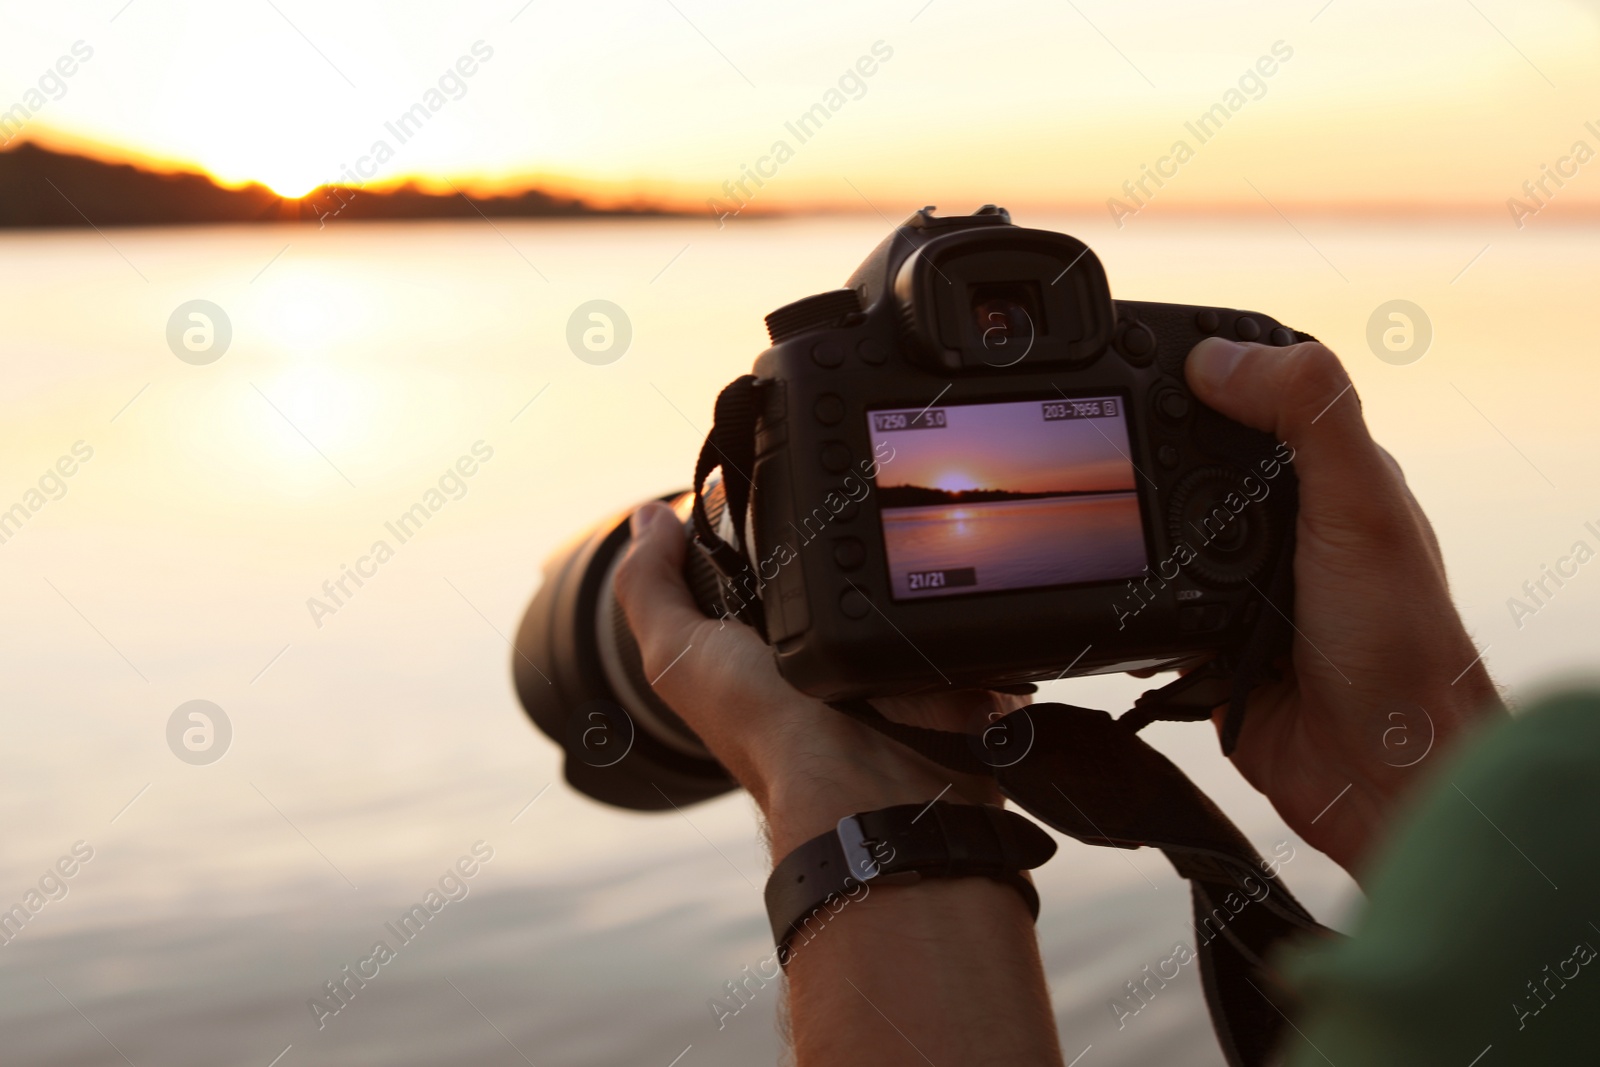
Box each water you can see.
[2,214,1597,1065]
[882,493,1146,598]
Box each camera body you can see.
[732,205,1299,700]
[511,205,1304,810]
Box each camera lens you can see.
[511,491,737,810]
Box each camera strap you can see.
[690,374,766,637]
[826,679,1334,1067]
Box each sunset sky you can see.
[4,0,1600,216]
[869,399,1136,496]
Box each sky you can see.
[3,0,1600,215]
[869,399,1136,495]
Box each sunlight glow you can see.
[259,170,323,200]
[252,268,372,355]
[14,1,1600,213]
[934,471,981,493]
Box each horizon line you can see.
[8,130,1600,225]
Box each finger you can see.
[1374,443,1405,484]
[1377,443,1448,573]
[1185,338,1406,536]
[611,502,708,675]
[1354,439,1446,587]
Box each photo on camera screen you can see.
[867,396,1148,600]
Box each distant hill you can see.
[876,484,1136,508]
[0,142,676,228]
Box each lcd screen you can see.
[867,396,1147,600]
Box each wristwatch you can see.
[764,801,1057,964]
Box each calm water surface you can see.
[2,215,1597,1065]
[883,493,1145,598]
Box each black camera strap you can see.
[693,373,1336,1066]
[828,693,1333,1067]
[689,374,762,583]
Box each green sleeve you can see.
[1284,690,1600,1065]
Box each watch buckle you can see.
[836,815,884,881]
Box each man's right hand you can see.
[1184,337,1504,880]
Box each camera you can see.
[513,205,1301,810]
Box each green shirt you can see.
[1286,690,1600,1065]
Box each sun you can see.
[933,470,981,493]
[258,166,326,199]
[177,122,337,199]
[246,156,330,199]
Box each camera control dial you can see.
[1166,466,1278,586]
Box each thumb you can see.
[611,501,708,674]
[1185,337,1397,530]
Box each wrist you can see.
[718,693,1010,859]
[761,750,998,858]
[1330,672,1507,879]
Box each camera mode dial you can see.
[766,289,863,344]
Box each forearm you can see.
[764,775,1064,1067]
[782,874,1063,1067]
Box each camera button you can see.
[814,394,845,425]
[833,537,866,570]
[1196,310,1221,333]
[820,441,852,473]
[1118,322,1156,364]
[857,338,889,365]
[1179,603,1229,633]
[1157,444,1180,469]
[1234,316,1262,342]
[839,589,872,619]
[1269,326,1294,347]
[812,340,846,368]
[1157,390,1190,421]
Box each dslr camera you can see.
[514,205,1300,809]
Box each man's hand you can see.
[612,503,1019,856]
[1185,337,1505,879]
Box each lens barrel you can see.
[511,493,738,810]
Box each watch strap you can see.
[764,802,1056,964]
